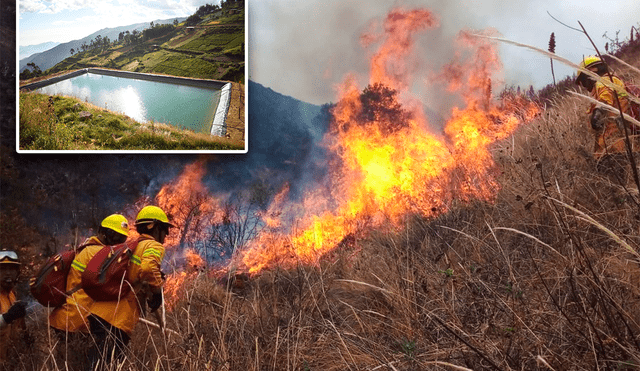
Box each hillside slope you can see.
[39,8,244,82]
[19,18,185,73]
[7,80,319,238]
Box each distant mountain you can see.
[20,41,60,60]
[248,80,326,148]
[19,17,185,72]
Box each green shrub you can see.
[106,117,128,131]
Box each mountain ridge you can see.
[19,17,186,72]
[19,41,60,60]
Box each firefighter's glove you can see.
[147,292,163,313]
[591,108,606,131]
[4,301,26,324]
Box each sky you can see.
[248,0,639,105]
[19,0,217,46]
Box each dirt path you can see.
[225,82,245,143]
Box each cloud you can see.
[20,0,217,45]
[21,0,104,13]
[19,0,212,15]
[19,0,48,13]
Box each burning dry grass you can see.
[12,184,640,370]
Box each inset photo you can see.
[18,0,246,153]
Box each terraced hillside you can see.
[46,8,244,82]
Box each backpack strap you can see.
[76,236,102,253]
[65,284,82,297]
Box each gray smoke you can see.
[249,0,639,107]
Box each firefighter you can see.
[87,206,174,369]
[575,55,636,183]
[48,214,129,361]
[0,250,27,363]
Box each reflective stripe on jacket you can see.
[49,236,102,333]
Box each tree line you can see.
[186,0,244,25]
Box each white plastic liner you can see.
[211,83,232,136]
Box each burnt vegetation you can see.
[357,83,411,134]
[3,23,640,371]
[330,83,412,136]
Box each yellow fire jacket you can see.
[588,75,633,158]
[89,234,165,334]
[48,236,102,333]
[0,289,25,362]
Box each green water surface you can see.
[37,73,222,134]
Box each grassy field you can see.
[178,30,243,52]
[19,92,244,151]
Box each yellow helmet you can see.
[135,206,176,227]
[576,55,604,83]
[101,214,130,237]
[579,55,603,70]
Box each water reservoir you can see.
[21,69,231,136]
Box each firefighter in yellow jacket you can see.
[87,206,174,368]
[576,56,635,182]
[48,214,129,335]
[0,250,27,365]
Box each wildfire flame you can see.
[126,159,223,311]
[164,271,188,310]
[185,248,205,269]
[163,248,207,309]
[238,8,539,273]
[135,7,540,304]
[154,158,223,250]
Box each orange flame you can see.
[130,159,222,311]
[153,158,224,250]
[164,271,188,310]
[259,184,290,229]
[138,8,540,294]
[185,248,206,270]
[367,8,439,90]
[238,8,539,274]
[163,248,206,309]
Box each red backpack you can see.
[81,242,133,301]
[29,244,88,308]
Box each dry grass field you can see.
[4,29,640,371]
